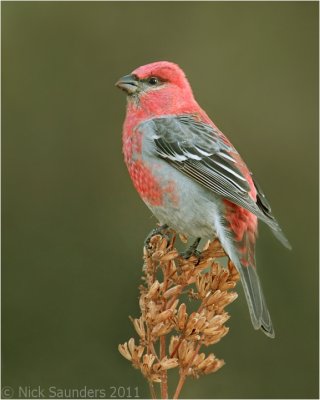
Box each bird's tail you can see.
[238,260,275,338]
[218,205,275,337]
[231,230,275,338]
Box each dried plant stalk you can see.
[118,230,239,399]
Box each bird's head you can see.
[115,61,196,114]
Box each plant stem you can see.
[149,381,157,400]
[173,342,202,399]
[159,255,169,399]
[160,335,168,399]
[173,373,186,400]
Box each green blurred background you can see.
[2,2,318,399]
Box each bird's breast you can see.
[123,126,179,208]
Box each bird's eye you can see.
[148,77,159,85]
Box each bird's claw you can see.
[180,237,202,260]
[181,248,201,260]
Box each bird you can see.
[116,61,291,338]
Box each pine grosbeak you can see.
[116,61,290,338]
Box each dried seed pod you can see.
[159,237,168,251]
[169,335,179,355]
[210,274,221,291]
[184,345,196,365]
[178,339,188,360]
[128,338,135,355]
[154,309,173,324]
[118,342,132,361]
[219,281,236,291]
[195,259,213,273]
[143,353,156,369]
[152,321,174,336]
[219,292,238,307]
[146,280,160,298]
[197,354,215,370]
[206,313,230,328]
[161,250,179,261]
[177,303,188,330]
[228,260,240,281]
[167,260,178,278]
[193,352,206,367]
[185,312,199,336]
[181,263,193,272]
[202,240,211,251]
[195,316,207,331]
[211,262,220,276]
[119,231,239,393]
[218,270,229,287]
[158,356,179,370]
[133,317,146,339]
[152,250,165,260]
[163,285,182,299]
[143,246,148,258]
[205,290,223,307]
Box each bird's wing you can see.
[140,115,260,215]
[139,115,291,248]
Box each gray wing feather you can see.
[139,115,291,249]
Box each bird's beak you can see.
[115,74,138,94]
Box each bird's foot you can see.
[180,237,201,259]
[144,224,170,248]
